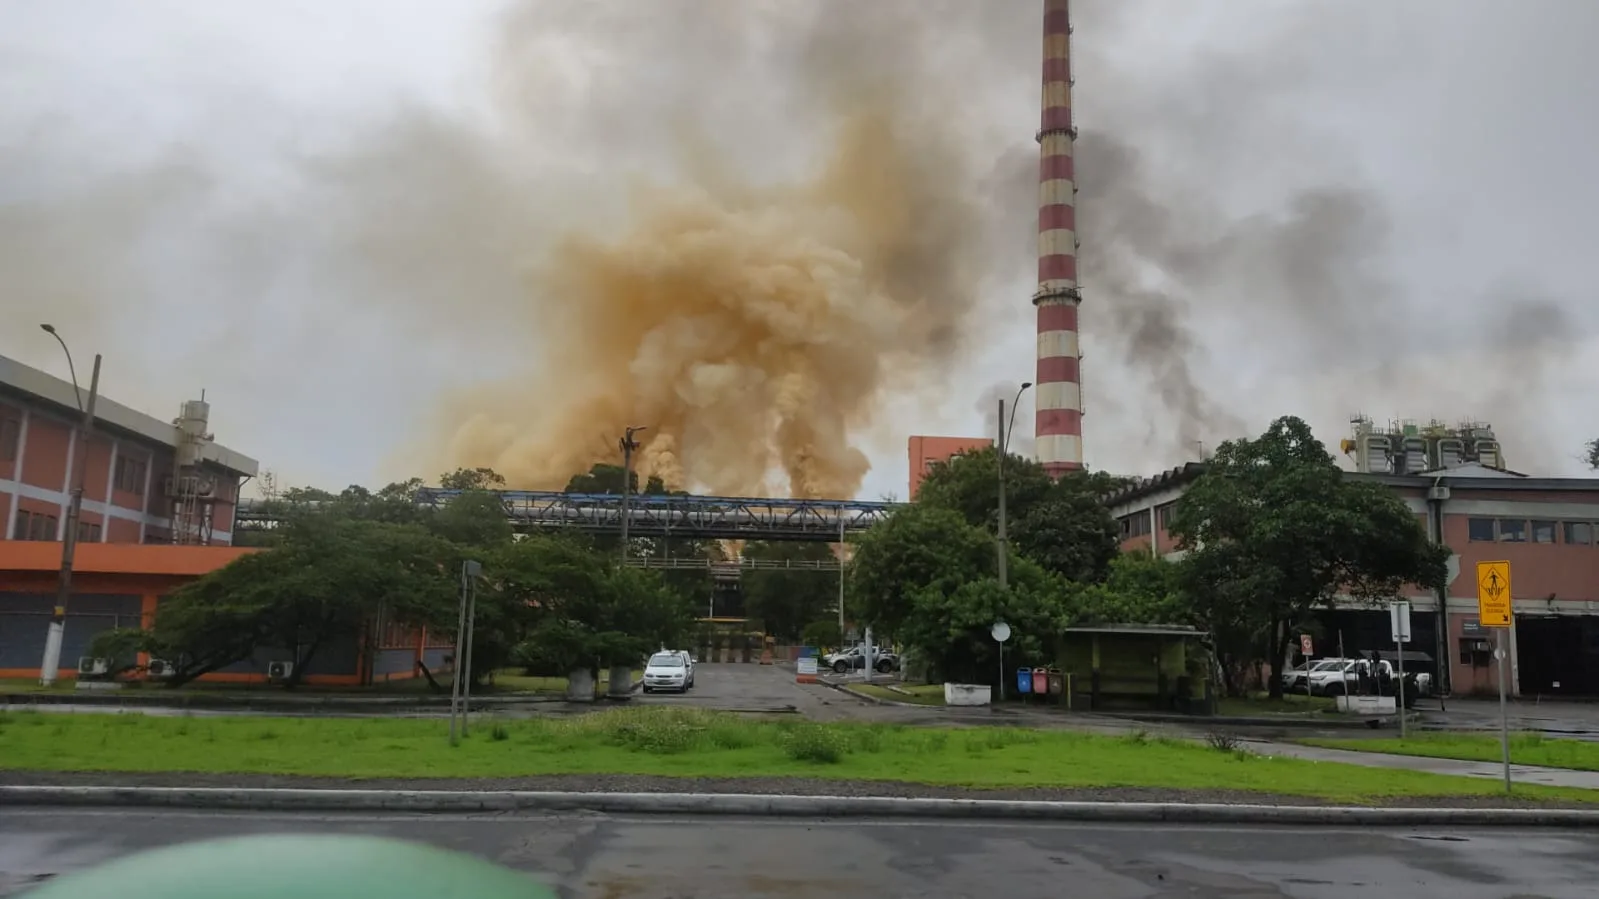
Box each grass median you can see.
[1304,733,1599,772]
[2,707,1595,804]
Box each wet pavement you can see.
[3,808,1598,897]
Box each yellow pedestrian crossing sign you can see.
[1476,560,1512,627]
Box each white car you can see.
[642,651,693,694]
[1282,658,1350,692]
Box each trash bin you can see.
[1031,667,1048,695]
[1016,668,1033,694]
[1047,668,1064,695]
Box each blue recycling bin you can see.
[1016,668,1033,694]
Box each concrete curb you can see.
[1103,711,1387,730]
[2,786,1596,827]
[2,680,643,712]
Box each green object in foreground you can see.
[22,834,554,899]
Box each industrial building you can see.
[1,350,470,686]
[1,353,257,546]
[1104,419,1599,698]
[908,436,991,498]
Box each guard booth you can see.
[1057,624,1215,714]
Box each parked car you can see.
[1309,659,1399,696]
[822,645,898,674]
[1282,658,1351,693]
[674,650,695,687]
[642,651,693,693]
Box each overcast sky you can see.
[3,0,1595,499]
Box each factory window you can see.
[1531,520,1557,544]
[0,416,18,461]
[1566,522,1595,546]
[1467,518,1496,541]
[1496,519,1527,542]
[14,509,59,541]
[77,521,101,543]
[1157,504,1177,529]
[1121,513,1151,539]
[114,455,147,494]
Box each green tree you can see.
[103,516,460,688]
[1586,438,1598,470]
[439,467,507,491]
[740,541,838,641]
[1011,480,1120,583]
[565,463,669,495]
[915,445,1123,583]
[1170,416,1449,698]
[492,533,696,679]
[1071,552,1191,626]
[916,446,1055,530]
[848,505,995,636]
[430,490,514,548]
[848,504,1070,682]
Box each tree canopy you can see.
[913,445,1123,583]
[1587,438,1598,470]
[847,503,1070,682]
[99,514,460,687]
[99,463,699,690]
[1169,415,1449,697]
[739,541,839,642]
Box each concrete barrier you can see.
[4,786,1598,828]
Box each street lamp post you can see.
[995,383,1032,589]
[37,324,101,687]
[618,426,646,562]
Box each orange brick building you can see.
[908,436,992,499]
[0,353,447,685]
[1104,461,1599,698]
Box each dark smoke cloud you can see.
[4,0,1593,486]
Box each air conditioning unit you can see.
[267,661,294,681]
[146,659,175,678]
[1427,485,1450,501]
[77,657,109,676]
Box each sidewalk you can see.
[1248,739,1599,790]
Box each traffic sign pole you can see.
[1497,633,1511,792]
[1389,601,1410,738]
[1477,560,1513,793]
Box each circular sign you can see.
[1494,648,1506,660]
[990,621,1011,643]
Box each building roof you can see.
[1101,462,1207,505]
[1104,457,1599,508]
[0,353,258,477]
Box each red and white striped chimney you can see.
[1034,0,1083,476]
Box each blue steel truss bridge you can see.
[235,490,900,541]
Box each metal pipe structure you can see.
[37,325,101,687]
[1033,0,1084,477]
[241,491,899,541]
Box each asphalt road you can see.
[3,808,1597,897]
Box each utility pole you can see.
[618,426,646,562]
[995,383,1031,589]
[38,324,100,687]
[837,513,846,642]
[449,559,482,745]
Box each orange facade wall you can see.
[0,542,430,687]
[0,399,22,482]
[19,416,70,491]
[908,435,992,499]
[1443,515,1599,603]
